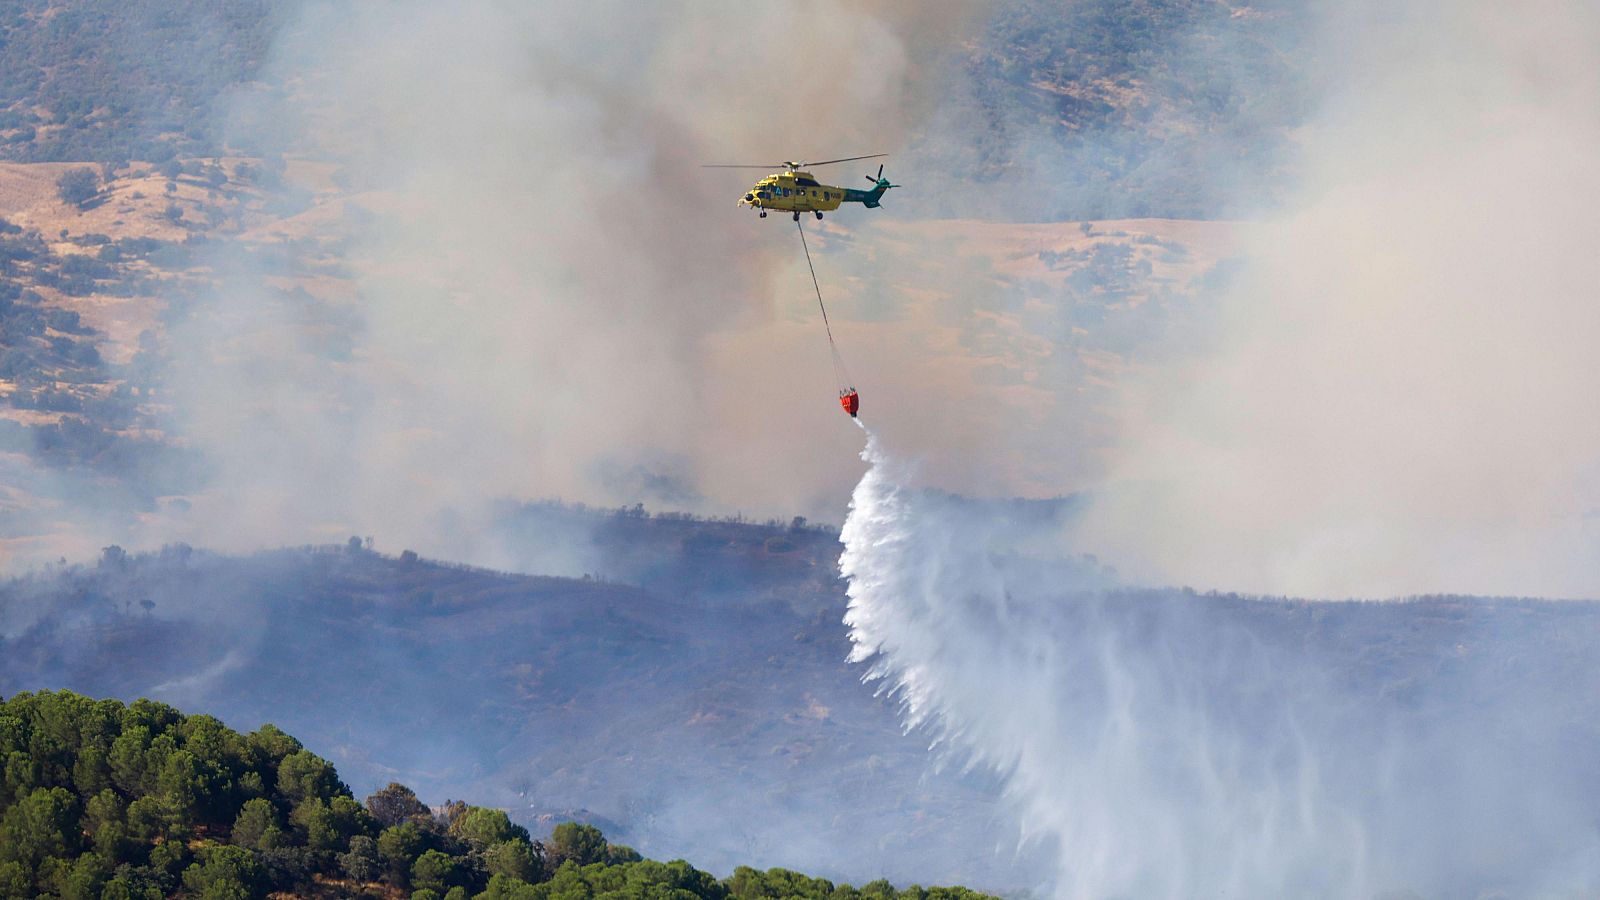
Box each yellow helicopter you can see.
[703,154,899,220]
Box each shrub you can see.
[56,168,99,207]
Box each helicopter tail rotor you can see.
[864,164,899,191]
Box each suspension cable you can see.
[796,219,854,389]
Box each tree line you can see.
[0,690,1000,900]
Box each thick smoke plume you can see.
[1071,0,1600,598]
[65,0,980,568]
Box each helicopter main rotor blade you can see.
[702,164,788,169]
[802,153,887,168]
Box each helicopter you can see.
[703,154,899,221]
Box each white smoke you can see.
[100,0,982,567]
[1070,0,1600,599]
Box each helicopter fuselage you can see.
[738,168,893,215]
[739,170,846,212]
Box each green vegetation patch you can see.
[0,690,1002,900]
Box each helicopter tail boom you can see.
[841,163,898,208]
[842,179,895,208]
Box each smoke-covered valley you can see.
[8,517,1600,895]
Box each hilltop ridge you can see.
[0,687,1004,900]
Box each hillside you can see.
[7,519,1600,891]
[908,0,1312,220]
[0,526,1026,889]
[0,688,1001,900]
[0,1,283,164]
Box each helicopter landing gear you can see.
[815,211,823,220]
[759,210,766,218]
[792,211,800,222]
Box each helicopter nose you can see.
[744,193,754,202]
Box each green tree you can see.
[629,859,724,900]
[378,821,426,885]
[156,748,209,818]
[83,789,131,863]
[727,867,845,900]
[177,715,241,813]
[547,822,607,868]
[181,845,263,900]
[245,724,300,769]
[449,806,523,849]
[122,699,180,734]
[860,879,895,900]
[0,786,78,867]
[0,713,25,756]
[56,168,99,207]
[236,769,266,800]
[147,838,191,879]
[338,834,381,882]
[327,793,375,840]
[99,874,162,900]
[2,750,40,804]
[107,726,154,796]
[411,849,456,894]
[70,745,111,796]
[478,873,543,900]
[21,727,68,793]
[256,846,316,894]
[90,818,133,865]
[231,798,283,850]
[0,861,30,900]
[483,838,542,883]
[275,750,340,805]
[59,851,109,900]
[541,859,599,899]
[124,795,170,843]
[292,797,341,851]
